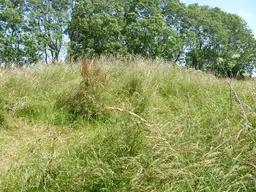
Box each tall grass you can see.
[0,57,255,191]
[0,97,6,127]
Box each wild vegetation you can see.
[0,57,255,191]
[0,0,256,191]
[1,0,256,77]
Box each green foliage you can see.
[182,4,256,77]
[53,121,146,191]
[123,0,178,59]
[68,0,126,59]
[69,0,256,78]
[56,76,108,122]
[0,0,72,66]
[120,77,148,114]
[0,97,5,126]
[0,0,42,66]
[69,0,179,60]
[0,64,81,125]
[0,0,255,77]
[0,53,256,192]
[27,0,72,63]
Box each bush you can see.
[56,66,108,122]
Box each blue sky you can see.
[181,0,256,37]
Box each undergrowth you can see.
[0,57,255,191]
[0,98,5,126]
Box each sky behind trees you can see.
[1,0,255,77]
[182,0,256,37]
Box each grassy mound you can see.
[0,57,255,191]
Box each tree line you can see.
[0,0,72,65]
[1,0,256,77]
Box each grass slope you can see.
[0,57,256,191]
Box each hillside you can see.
[0,57,255,191]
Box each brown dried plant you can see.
[81,57,90,77]
[81,57,106,82]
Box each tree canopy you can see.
[0,0,72,66]
[69,0,256,77]
[0,0,255,77]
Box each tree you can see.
[161,0,190,62]
[0,0,41,67]
[123,0,178,60]
[68,0,180,60]
[69,0,256,77]
[68,0,126,59]
[219,13,256,77]
[182,4,256,77]
[27,0,71,63]
[0,0,71,66]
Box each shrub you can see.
[56,58,108,122]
